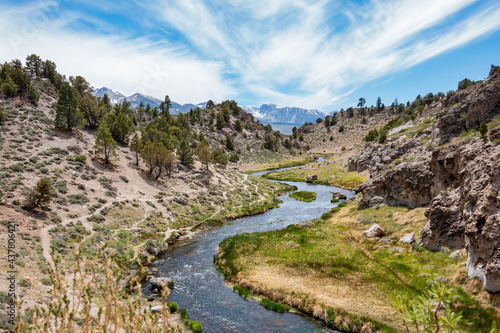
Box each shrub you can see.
[168,301,178,313]
[10,163,24,172]
[74,155,87,163]
[2,75,18,97]
[0,106,7,124]
[179,308,189,320]
[479,121,488,140]
[67,194,89,205]
[364,129,379,142]
[229,153,239,163]
[19,278,31,288]
[40,278,52,286]
[87,214,105,223]
[188,320,203,333]
[23,178,51,211]
[28,85,40,103]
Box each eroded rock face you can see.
[418,191,464,250]
[351,65,500,293]
[358,161,434,210]
[436,65,500,144]
[462,147,500,293]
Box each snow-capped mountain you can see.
[91,88,206,114]
[92,87,126,105]
[126,93,162,109]
[242,104,327,125]
[170,102,207,114]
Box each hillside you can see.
[295,105,404,154]
[213,66,500,333]
[349,65,500,296]
[0,60,297,331]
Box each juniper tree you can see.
[129,132,143,166]
[23,178,51,211]
[55,82,82,131]
[178,139,194,166]
[94,125,117,164]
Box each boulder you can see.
[173,196,188,205]
[306,175,318,183]
[449,250,462,260]
[379,238,393,244]
[363,223,385,238]
[331,192,347,200]
[150,305,164,313]
[149,277,174,292]
[147,243,168,256]
[285,241,300,249]
[399,232,415,244]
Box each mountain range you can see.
[241,104,327,125]
[91,87,206,114]
[92,87,329,125]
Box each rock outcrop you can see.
[350,65,500,293]
[358,161,434,209]
[419,191,464,250]
[306,174,318,183]
[149,277,174,292]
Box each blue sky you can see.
[1,0,499,112]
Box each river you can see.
[151,161,354,332]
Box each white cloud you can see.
[2,0,500,110]
[0,2,234,104]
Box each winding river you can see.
[151,160,354,333]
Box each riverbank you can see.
[241,156,315,174]
[216,198,499,332]
[262,154,367,189]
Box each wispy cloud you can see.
[0,1,234,103]
[1,0,499,109]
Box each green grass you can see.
[263,157,365,189]
[233,285,251,299]
[259,298,291,313]
[289,191,317,202]
[216,200,498,332]
[243,156,314,174]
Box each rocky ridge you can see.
[348,65,500,293]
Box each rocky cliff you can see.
[349,65,500,293]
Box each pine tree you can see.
[216,111,225,130]
[129,132,143,166]
[195,142,211,170]
[2,75,17,97]
[55,82,82,131]
[178,139,194,166]
[234,119,242,132]
[225,133,235,151]
[94,125,117,164]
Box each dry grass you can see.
[217,199,500,332]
